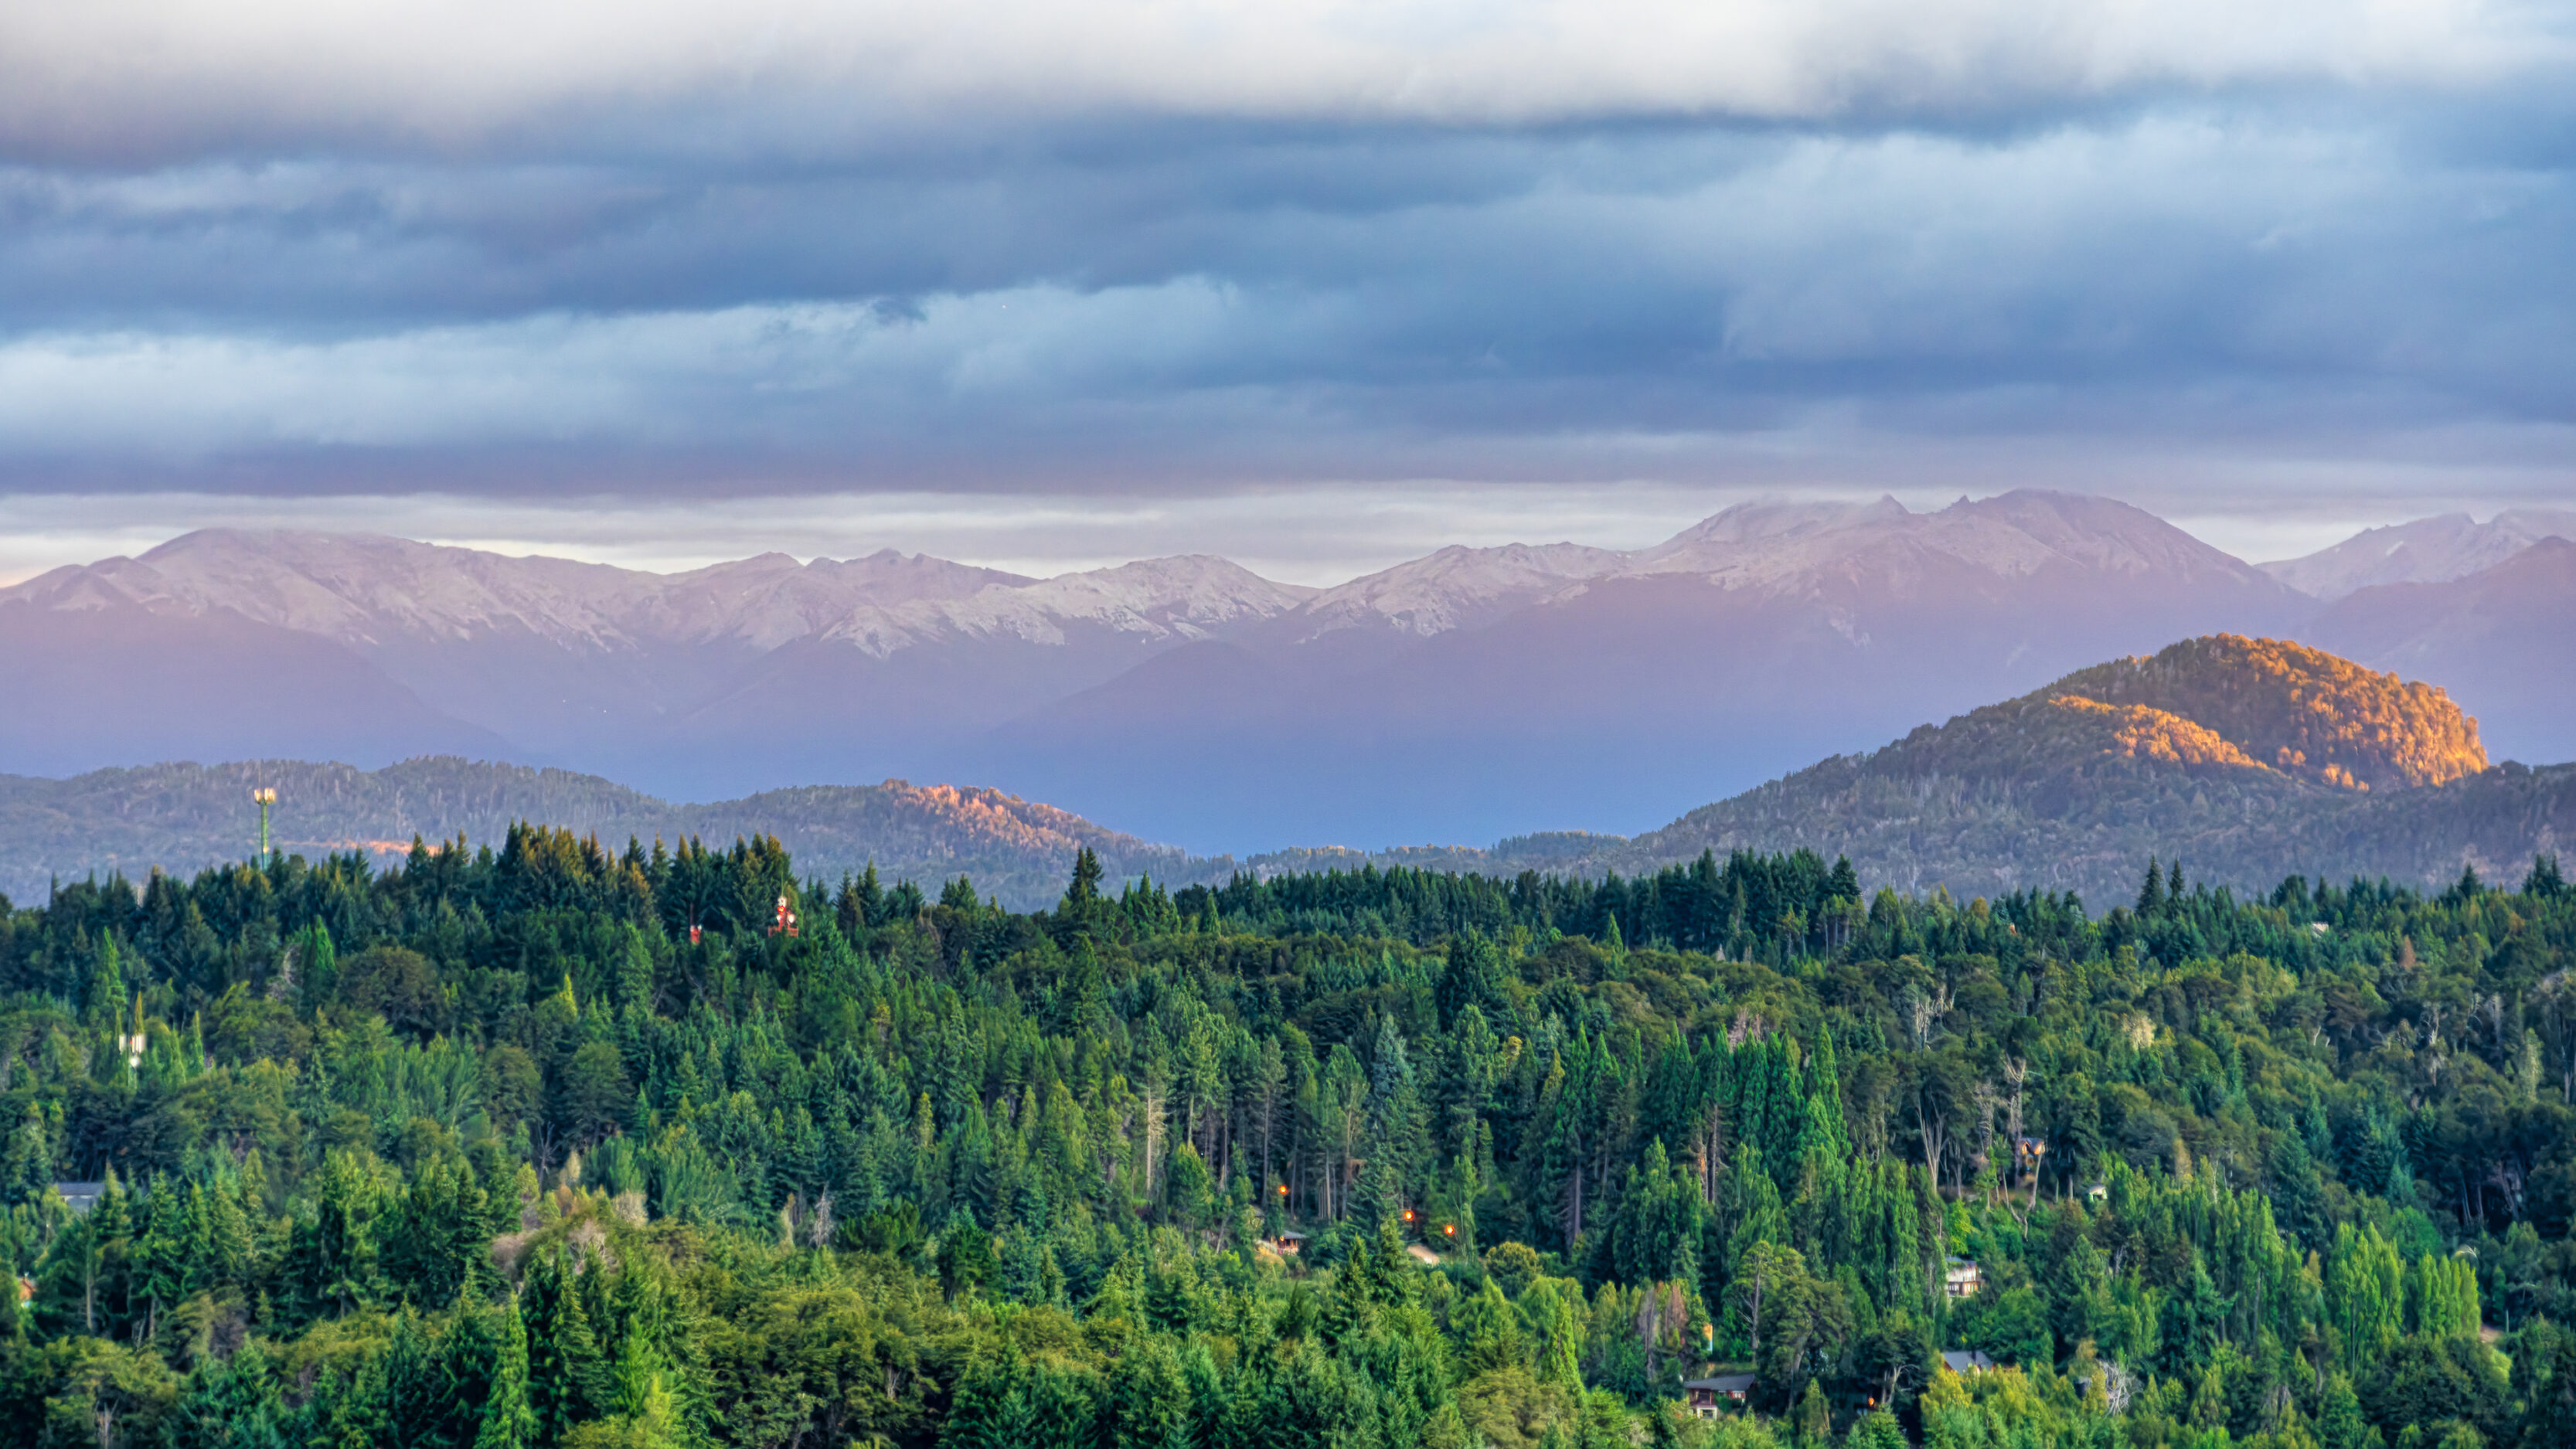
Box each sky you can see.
[2,0,2573,581]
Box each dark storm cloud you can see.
[0,0,2571,502]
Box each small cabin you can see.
[2085,1182,2108,1203]
[1942,1349,1997,1375]
[1943,1257,1982,1299]
[1683,1374,1757,1417]
[1273,1230,1308,1256]
[53,1182,106,1215]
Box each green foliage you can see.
[0,830,2560,1447]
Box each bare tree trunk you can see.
[2003,1058,2029,1194]
[1918,1090,1948,1196]
[1141,1080,1167,1204]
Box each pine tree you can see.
[1105,1339,1191,1449]
[2516,1321,2576,1449]
[2319,1372,2370,1449]
[1359,1016,1425,1226]
[284,1149,384,1327]
[3,1106,50,1204]
[1437,933,1509,1030]
[1059,848,1105,937]
[137,1177,191,1330]
[385,1155,492,1305]
[614,927,655,1013]
[1849,1410,1907,1449]
[84,934,128,1029]
[386,1309,461,1449]
[166,1342,286,1449]
[1826,856,1860,905]
[1165,1143,1215,1230]
[524,1249,606,1444]
[1455,1277,1528,1376]
[1065,937,1108,1033]
[34,1186,131,1337]
[297,920,338,1015]
[1794,1376,1830,1445]
[1529,1281,1585,1392]
[942,1360,1029,1449]
[2525,854,2568,898]
[475,1298,539,1449]
[2137,858,2166,915]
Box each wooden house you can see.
[1683,1374,1757,1417]
[1943,1257,1982,1299]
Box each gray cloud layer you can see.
[0,0,2571,509]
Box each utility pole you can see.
[253,787,277,862]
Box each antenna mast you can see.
[253,787,277,862]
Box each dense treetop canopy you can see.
[0,826,2571,1449]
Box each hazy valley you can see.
[7,630,2567,915]
[5,490,2571,859]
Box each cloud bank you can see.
[6,0,2549,155]
[0,0,2570,519]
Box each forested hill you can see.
[1,831,2573,1448]
[5,637,2563,913]
[2034,635,2488,791]
[0,757,1196,910]
[1492,636,2564,902]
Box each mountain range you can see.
[1456,634,2572,905]
[5,634,2564,910]
[0,758,1194,911]
[2258,507,2576,598]
[1,489,2569,852]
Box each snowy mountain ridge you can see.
[2260,509,2576,600]
[1,489,2428,661]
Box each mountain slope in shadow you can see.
[2302,537,2576,771]
[1454,634,2562,904]
[0,757,1195,910]
[0,597,506,777]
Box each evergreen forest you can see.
[1,826,2574,1449]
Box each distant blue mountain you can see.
[1,491,2564,852]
